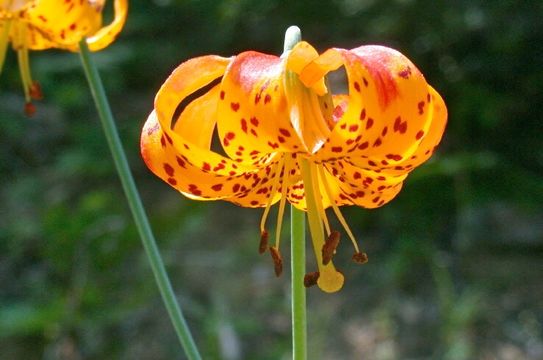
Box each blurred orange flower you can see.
[0,0,128,115]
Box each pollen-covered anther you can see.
[303,271,320,288]
[29,81,43,100]
[322,230,340,265]
[269,246,283,277]
[259,229,269,254]
[352,251,369,264]
[24,102,36,117]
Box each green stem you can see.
[283,25,307,360]
[291,205,307,360]
[78,40,202,360]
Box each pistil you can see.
[300,158,344,293]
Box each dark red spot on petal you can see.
[167,177,177,186]
[398,67,411,79]
[358,141,369,150]
[241,118,248,133]
[416,130,425,140]
[349,124,359,132]
[220,91,225,100]
[359,108,366,121]
[331,146,343,153]
[231,102,240,112]
[279,128,291,137]
[353,81,361,92]
[264,94,272,104]
[163,163,174,176]
[418,101,425,115]
[353,172,361,179]
[366,118,374,130]
[250,117,259,126]
[386,154,403,161]
[211,184,223,191]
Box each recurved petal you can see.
[23,0,103,49]
[142,111,282,207]
[323,159,406,208]
[77,0,128,51]
[144,54,284,207]
[216,51,305,162]
[308,45,437,164]
[349,85,447,176]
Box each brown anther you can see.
[303,271,320,288]
[322,230,340,265]
[29,81,43,100]
[259,230,269,254]
[352,251,368,264]
[269,246,283,277]
[24,102,36,117]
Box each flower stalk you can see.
[284,25,308,360]
[77,39,202,360]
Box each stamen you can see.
[274,156,292,250]
[259,156,285,235]
[269,246,283,277]
[310,160,331,236]
[259,229,268,254]
[322,230,340,265]
[299,158,344,293]
[352,251,368,264]
[0,19,12,77]
[317,165,361,254]
[24,102,36,116]
[303,271,320,288]
[29,81,43,100]
[16,49,31,102]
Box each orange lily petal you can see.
[292,44,435,165]
[142,112,282,207]
[82,0,127,51]
[216,51,305,161]
[323,160,405,208]
[349,85,447,175]
[143,55,284,207]
[22,0,127,51]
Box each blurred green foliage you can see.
[1,0,542,359]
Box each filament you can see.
[318,165,360,254]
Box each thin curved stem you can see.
[78,40,201,360]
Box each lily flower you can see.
[0,0,128,115]
[141,41,447,292]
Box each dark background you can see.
[1,1,542,359]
